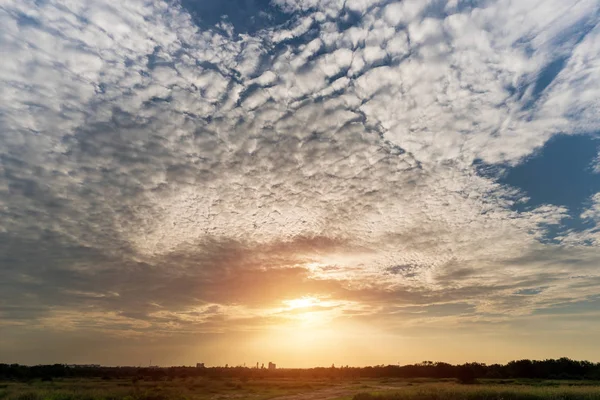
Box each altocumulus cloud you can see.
[1,0,600,355]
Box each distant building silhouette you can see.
[196,363,205,368]
[268,362,276,370]
[66,364,100,368]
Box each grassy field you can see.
[1,378,600,400]
[349,380,600,400]
[0,377,346,400]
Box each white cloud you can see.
[382,0,430,27]
[582,193,600,222]
[317,48,354,76]
[1,0,600,335]
[386,32,409,57]
[272,15,314,43]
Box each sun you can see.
[283,296,319,309]
[279,297,325,326]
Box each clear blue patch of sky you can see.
[500,134,600,214]
[477,134,600,241]
[176,0,291,35]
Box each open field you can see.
[347,381,600,400]
[0,377,353,400]
[1,378,600,400]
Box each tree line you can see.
[1,358,600,382]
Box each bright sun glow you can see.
[283,297,319,309]
[278,296,343,327]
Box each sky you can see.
[1,0,600,368]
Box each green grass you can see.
[351,381,600,400]
[2,378,600,400]
[0,377,337,400]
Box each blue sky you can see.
[1,0,600,366]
